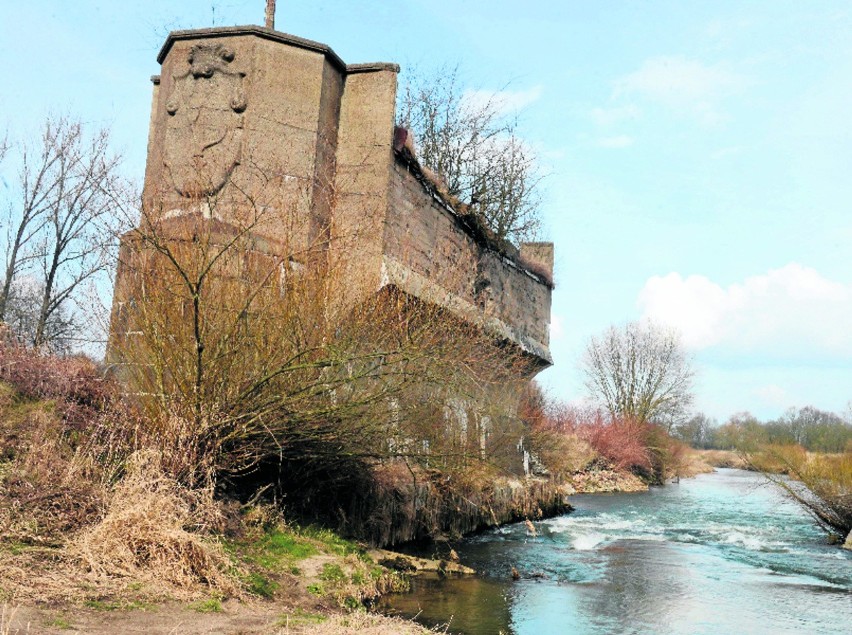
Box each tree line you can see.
[674,407,852,454]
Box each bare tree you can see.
[581,321,695,427]
[0,122,61,322]
[0,117,131,350]
[397,66,542,244]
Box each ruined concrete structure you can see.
[115,24,553,375]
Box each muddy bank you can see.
[342,470,572,547]
[567,468,648,493]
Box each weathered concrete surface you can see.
[385,161,552,365]
[120,24,553,370]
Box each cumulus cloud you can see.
[615,56,746,124]
[637,263,852,360]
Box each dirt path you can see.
[3,601,430,634]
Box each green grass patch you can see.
[229,526,318,572]
[343,596,362,610]
[46,616,73,630]
[190,598,222,613]
[0,540,30,555]
[297,525,363,557]
[245,572,278,598]
[319,563,347,583]
[276,609,327,627]
[259,529,317,562]
[306,583,324,596]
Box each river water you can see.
[378,469,852,634]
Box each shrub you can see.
[0,335,110,416]
[519,385,690,483]
[749,444,852,537]
[0,339,124,543]
[580,416,652,474]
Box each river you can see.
[378,469,852,634]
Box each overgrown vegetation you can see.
[521,383,695,488]
[0,335,408,609]
[106,172,543,539]
[398,65,543,244]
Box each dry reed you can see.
[68,450,239,597]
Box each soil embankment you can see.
[347,473,573,546]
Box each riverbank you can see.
[564,448,716,495]
[0,523,443,634]
[693,449,751,470]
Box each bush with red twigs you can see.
[521,382,688,484]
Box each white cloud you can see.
[615,56,746,124]
[637,263,852,360]
[597,135,634,149]
[462,85,543,117]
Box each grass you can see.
[228,524,319,573]
[189,598,222,613]
[298,525,364,558]
[276,608,328,627]
[256,529,317,565]
[0,541,29,556]
[244,572,278,599]
[319,563,346,583]
[46,616,73,629]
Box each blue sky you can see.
[2,1,850,421]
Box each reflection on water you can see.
[377,469,852,635]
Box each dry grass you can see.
[675,449,716,478]
[695,449,750,470]
[68,450,239,598]
[278,610,436,634]
[0,605,27,635]
[569,468,648,493]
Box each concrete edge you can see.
[157,25,397,76]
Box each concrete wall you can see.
[122,25,552,370]
[384,161,552,366]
